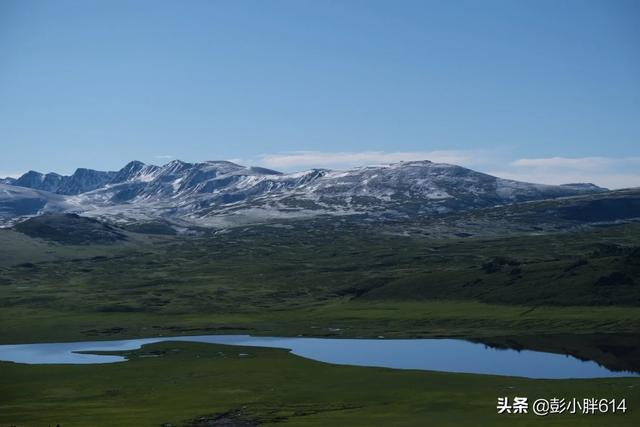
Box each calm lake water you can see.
[0,335,637,379]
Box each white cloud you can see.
[0,171,23,179]
[511,157,614,169]
[154,154,174,160]
[256,150,485,170]
[491,156,640,189]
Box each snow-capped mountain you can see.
[0,159,608,228]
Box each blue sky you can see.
[1,0,639,188]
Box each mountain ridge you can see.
[0,159,612,229]
[10,168,116,195]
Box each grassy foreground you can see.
[1,341,638,427]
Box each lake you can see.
[0,335,637,379]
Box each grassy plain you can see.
[1,221,639,343]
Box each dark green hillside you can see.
[394,188,640,238]
[13,213,127,244]
[359,231,640,306]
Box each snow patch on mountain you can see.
[0,184,75,226]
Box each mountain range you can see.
[0,159,612,229]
